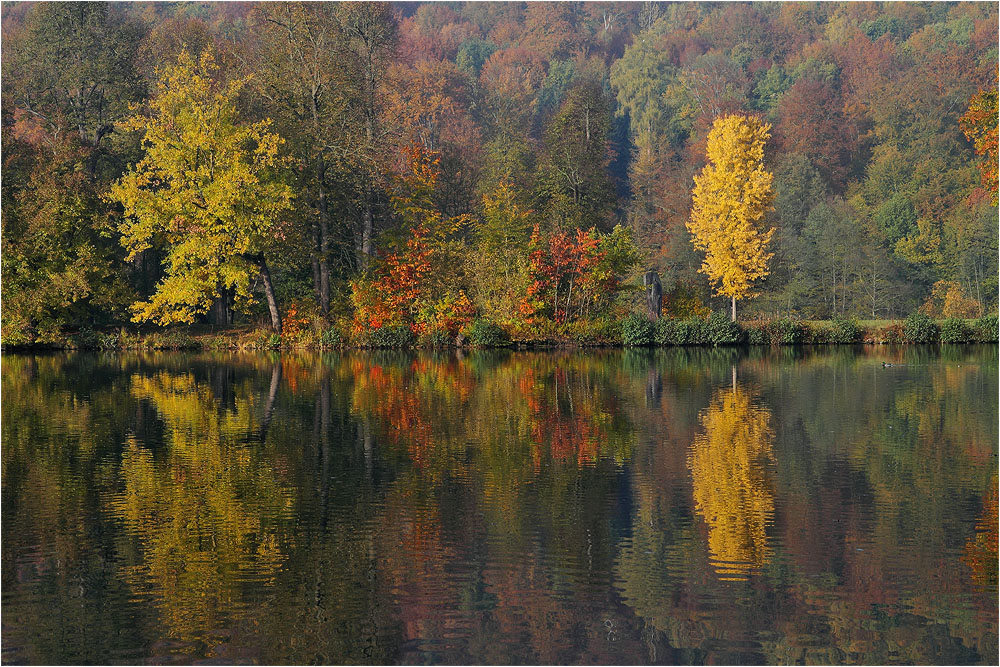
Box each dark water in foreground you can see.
[2,346,997,665]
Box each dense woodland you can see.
[2,1,998,344]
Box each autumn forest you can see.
[1,1,998,346]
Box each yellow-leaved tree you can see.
[688,114,774,321]
[110,50,293,332]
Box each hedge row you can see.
[7,313,997,351]
[621,312,999,347]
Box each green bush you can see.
[971,314,998,343]
[745,323,769,345]
[369,324,415,348]
[675,317,707,345]
[804,323,831,344]
[939,317,972,344]
[829,317,862,344]
[419,329,452,347]
[653,318,675,346]
[705,311,743,346]
[320,326,342,347]
[67,327,101,349]
[769,318,804,345]
[621,313,654,346]
[903,312,938,343]
[267,333,282,349]
[568,318,617,345]
[465,319,510,347]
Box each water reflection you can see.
[689,373,775,580]
[1,347,997,664]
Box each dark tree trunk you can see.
[317,161,331,315]
[644,270,662,320]
[209,286,232,326]
[361,193,374,271]
[311,244,322,307]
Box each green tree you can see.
[247,2,355,316]
[1,1,146,342]
[535,77,617,231]
[2,1,146,180]
[109,50,293,332]
[340,1,397,271]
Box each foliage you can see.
[878,322,906,345]
[464,318,511,347]
[903,312,940,343]
[281,302,311,341]
[620,313,654,347]
[829,316,863,344]
[744,323,770,346]
[535,77,617,230]
[109,50,292,328]
[368,324,416,349]
[768,319,805,345]
[2,0,998,339]
[688,114,775,319]
[940,317,972,344]
[920,280,983,318]
[351,146,471,337]
[663,283,712,319]
[960,89,999,205]
[972,314,999,343]
[705,311,743,346]
[320,326,343,348]
[466,179,534,327]
[655,317,708,346]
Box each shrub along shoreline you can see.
[3,313,996,352]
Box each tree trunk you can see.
[318,202,331,315]
[209,287,231,327]
[311,230,322,306]
[731,295,737,322]
[317,159,331,315]
[361,192,374,271]
[257,257,282,334]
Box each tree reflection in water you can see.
[688,371,775,581]
[1,347,996,665]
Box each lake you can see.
[2,346,997,665]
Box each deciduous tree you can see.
[960,89,999,205]
[109,51,293,332]
[688,114,774,321]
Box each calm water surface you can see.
[2,346,997,665]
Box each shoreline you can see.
[3,315,996,353]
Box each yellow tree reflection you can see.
[111,369,294,642]
[689,376,775,580]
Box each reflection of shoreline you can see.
[689,375,775,581]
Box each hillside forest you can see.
[1,1,998,344]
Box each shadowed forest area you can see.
[1,1,997,347]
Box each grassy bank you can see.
[3,313,997,352]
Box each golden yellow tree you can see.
[110,50,293,332]
[688,114,774,321]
